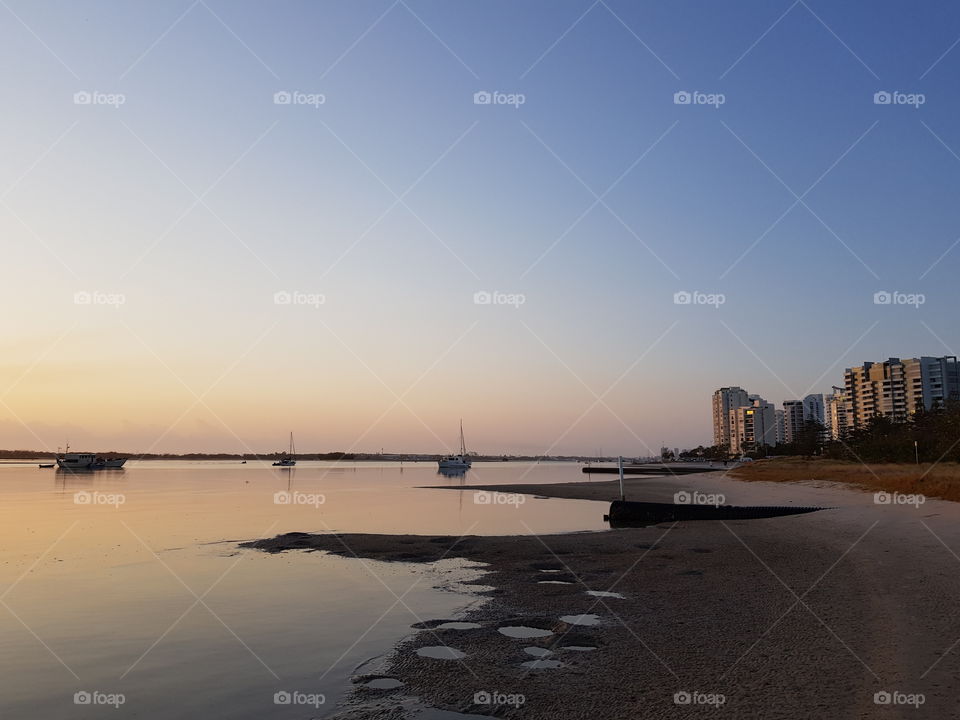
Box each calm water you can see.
[0,461,606,718]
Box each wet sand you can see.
[243,471,960,719]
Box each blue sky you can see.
[2,0,960,454]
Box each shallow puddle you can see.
[520,658,564,669]
[523,647,553,657]
[416,646,466,660]
[498,626,553,639]
[365,678,405,689]
[585,590,624,598]
[561,645,597,652]
[560,614,600,626]
[436,621,481,630]
[538,580,572,585]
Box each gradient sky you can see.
[2,0,960,455]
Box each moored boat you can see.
[273,432,297,467]
[55,445,127,470]
[438,420,471,470]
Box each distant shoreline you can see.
[0,451,651,463]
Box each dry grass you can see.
[730,457,960,503]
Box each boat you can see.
[273,432,297,467]
[438,420,471,470]
[55,445,127,470]
[38,463,54,468]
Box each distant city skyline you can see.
[4,2,960,454]
[713,354,960,453]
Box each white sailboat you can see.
[438,420,471,470]
[273,432,297,467]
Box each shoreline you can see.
[242,472,960,718]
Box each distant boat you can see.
[273,432,297,467]
[55,445,127,470]
[438,420,471,470]
[38,463,54,468]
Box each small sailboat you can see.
[273,432,297,467]
[438,420,472,470]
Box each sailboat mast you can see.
[459,419,465,456]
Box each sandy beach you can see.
[243,470,960,719]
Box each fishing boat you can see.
[438,420,471,470]
[273,432,297,467]
[55,445,127,470]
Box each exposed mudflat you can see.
[242,473,960,719]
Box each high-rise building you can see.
[775,408,785,444]
[729,398,777,455]
[783,400,805,444]
[824,389,852,440]
[802,394,825,425]
[712,386,749,448]
[843,356,960,429]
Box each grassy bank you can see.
[730,457,960,502]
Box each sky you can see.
[2,0,960,455]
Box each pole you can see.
[915,440,919,465]
[618,455,625,501]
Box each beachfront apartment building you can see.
[729,398,777,455]
[843,356,960,430]
[782,400,805,444]
[712,386,749,448]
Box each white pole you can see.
[618,455,625,501]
